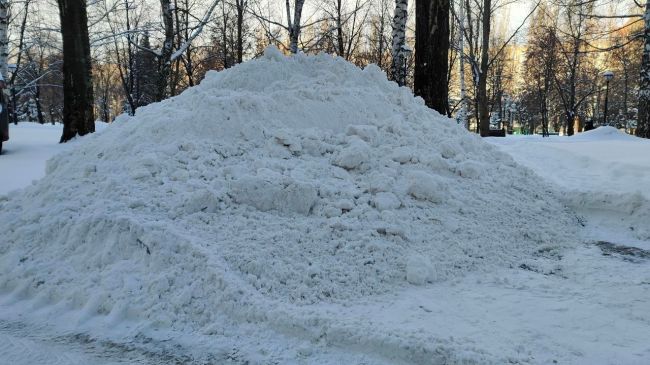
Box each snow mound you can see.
[0,48,575,335]
[571,126,637,141]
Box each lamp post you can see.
[503,93,511,132]
[603,70,614,126]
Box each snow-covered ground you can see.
[488,127,650,250]
[0,123,66,195]
[0,51,648,365]
[0,122,108,195]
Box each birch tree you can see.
[0,0,8,82]
[146,0,220,101]
[287,0,306,53]
[390,0,407,85]
[250,0,321,54]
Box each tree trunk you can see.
[8,0,30,125]
[376,7,386,69]
[289,0,305,53]
[35,84,45,124]
[157,0,174,101]
[58,0,95,142]
[390,0,408,85]
[623,69,628,128]
[414,0,449,115]
[637,0,650,138]
[477,0,491,136]
[0,0,8,80]
[566,85,576,136]
[458,0,467,129]
[236,0,244,63]
[336,0,345,57]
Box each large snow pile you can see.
[0,48,575,336]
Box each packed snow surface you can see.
[0,48,614,364]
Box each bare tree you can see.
[551,0,596,136]
[145,0,220,100]
[365,0,391,69]
[523,3,559,136]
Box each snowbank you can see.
[0,47,576,363]
[570,125,639,141]
[490,128,650,243]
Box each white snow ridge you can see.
[0,47,577,363]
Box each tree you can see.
[552,0,596,136]
[414,0,449,115]
[250,0,307,54]
[58,0,95,142]
[0,0,8,81]
[234,0,248,63]
[476,0,491,136]
[390,0,408,85]
[365,0,391,70]
[148,0,220,100]
[523,4,559,136]
[318,0,369,61]
[637,1,650,138]
[134,33,157,107]
[288,0,306,53]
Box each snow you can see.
[0,123,66,194]
[489,127,650,248]
[0,51,648,364]
[0,122,109,195]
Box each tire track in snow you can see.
[0,319,218,365]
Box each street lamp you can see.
[603,70,614,126]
